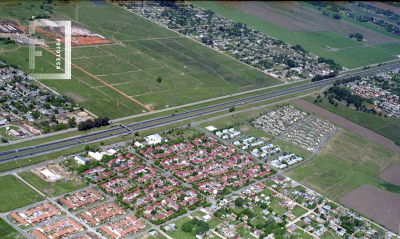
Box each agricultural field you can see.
[0,175,45,212]
[285,128,400,201]
[340,185,400,233]
[193,1,398,69]
[18,171,88,196]
[0,0,281,118]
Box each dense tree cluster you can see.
[340,216,363,234]
[325,86,364,109]
[349,33,363,41]
[181,218,210,235]
[291,44,307,53]
[0,37,15,44]
[317,57,341,71]
[333,13,341,20]
[311,71,338,82]
[333,76,361,86]
[78,117,109,131]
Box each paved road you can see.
[13,173,100,237]
[0,62,399,164]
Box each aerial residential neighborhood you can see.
[0,1,400,239]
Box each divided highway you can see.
[1,62,400,163]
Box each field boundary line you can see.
[40,46,153,112]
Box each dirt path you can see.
[292,99,400,154]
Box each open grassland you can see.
[236,126,274,141]
[374,42,400,56]
[168,216,196,239]
[285,128,400,201]
[294,30,364,49]
[18,171,87,196]
[273,139,313,160]
[0,0,281,118]
[0,175,45,212]
[303,96,400,145]
[199,115,242,131]
[193,1,397,69]
[0,218,23,239]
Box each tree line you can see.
[311,71,338,82]
[78,117,109,131]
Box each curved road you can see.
[1,62,399,162]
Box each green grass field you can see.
[0,175,45,212]
[320,231,342,239]
[236,126,274,141]
[285,128,400,201]
[207,218,221,229]
[374,42,400,56]
[269,201,287,215]
[304,96,400,144]
[0,218,23,239]
[190,211,206,217]
[168,217,196,239]
[199,116,242,131]
[273,139,313,160]
[192,1,396,69]
[18,171,87,196]
[0,0,282,118]
[293,229,313,239]
[295,30,364,49]
[291,206,308,218]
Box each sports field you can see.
[0,0,281,118]
[193,1,398,69]
[285,128,400,201]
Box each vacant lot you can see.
[199,116,242,131]
[293,99,400,154]
[18,171,87,196]
[0,175,45,212]
[380,161,400,186]
[340,185,400,232]
[285,128,400,201]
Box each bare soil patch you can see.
[65,91,85,102]
[380,161,400,186]
[43,188,56,195]
[31,164,71,183]
[240,126,250,132]
[61,36,113,46]
[292,99,400,154]
[15,25,113,46]
[340,185,400,232]
[221,1,396,44]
